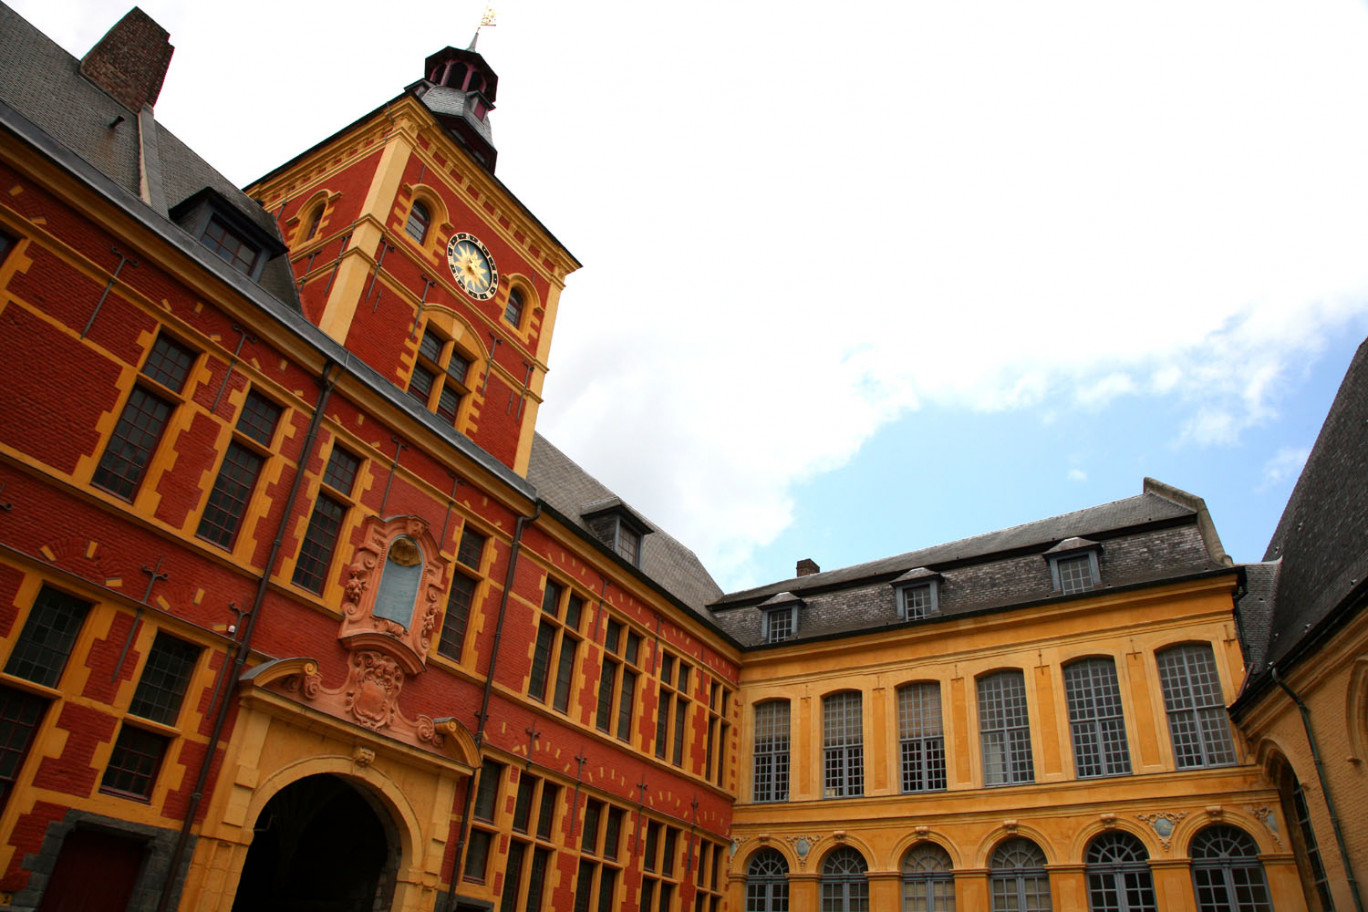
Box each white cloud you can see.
[1260,447,1312,491]
[18,0,1368,590]
[1068,469,1088,483]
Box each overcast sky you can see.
[16,0,1368,592]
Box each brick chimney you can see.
[80,8,174,112]
[796,558,820,577]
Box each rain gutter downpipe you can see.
[157,360,340,912]
[446,501,542,912]
[1271,665,1364,912]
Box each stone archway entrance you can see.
[231,774,398,912]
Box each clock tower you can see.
[249,39,579,476]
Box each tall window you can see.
[292,444,360,593]
[438,525,485,662]
[902,843,955,912]
[304,204,324,240]
[502,771,559,912]
[1289,778,1334,911]
[1085,832,1155,912]
[1064,658,1131,778]
[1156,644,1236,768]
[979,671,1034,786]
[575,798,624,912]
[405,201,430,243]
[4,586,91,687]
[505,287,525,327]
[463,760,504,882]
[0,687,47,812]
[101,632,201,801]
[752,700,790,802]
[197,390,282,549]
[898,682,946,792]
[640,819,683,912]
[822,691,864,798]
[655,652,692,767]
[93,333,195,500]
[595,619,641,743]
[407,326,472,427]
[746,848,789,912]
[820,847,869,912]
[990,838,1051,912]
[528,580,583,714]
[695,838,726,912]
[1190,826,1271,912]
[703,677,731,788]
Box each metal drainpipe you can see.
[156,361,339,912]
[1271,666,1365,912]
[446,502,541,912]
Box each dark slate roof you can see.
[526,434,724,616]
[716,487,1202,607]
[711,482,1231,648]
[1256,336,1368,672]
[0,3,299,308]
[1235,560,1278,672]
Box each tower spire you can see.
[469,5,496,50]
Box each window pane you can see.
[1064,658,1131,778]
[236,391,282,446]
[92,386,173,500]
[321,445,360,495]
[128,633,199,726]
[291,494,346,592]
[4,587,91,687]
[0,687,48,811]
[100,726,169,798]
[754,701,790,802]
[978,672,1034,786]
[1157,645,1236,768]
[438,575,475,661]
[898,683,946,792]
[823,692,864,798]
[141,335,195,392]
[196,442,264,548]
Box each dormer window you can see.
[582,500,650,569]
[892,568,941,621]
[170,188,285,284]
[758,592,802,644]
[1046,538,1101,595]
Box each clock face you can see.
[445,233,499,300]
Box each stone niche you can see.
[338,514,446,675]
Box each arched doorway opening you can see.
[232,774,399,912]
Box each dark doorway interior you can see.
[232,775,394,912]
[37,828,146,912]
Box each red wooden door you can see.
[36,828,145,912]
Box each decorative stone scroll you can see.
[1135,811,1188,849]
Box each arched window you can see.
[820,847,868,912]
[1190,826,1271,912]
[746,848,789,912]
[1085,832,1155,912]
[405,201,430,243]
[902,843,954,912]
[990,838,1051,912]
[504,287,525,327]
